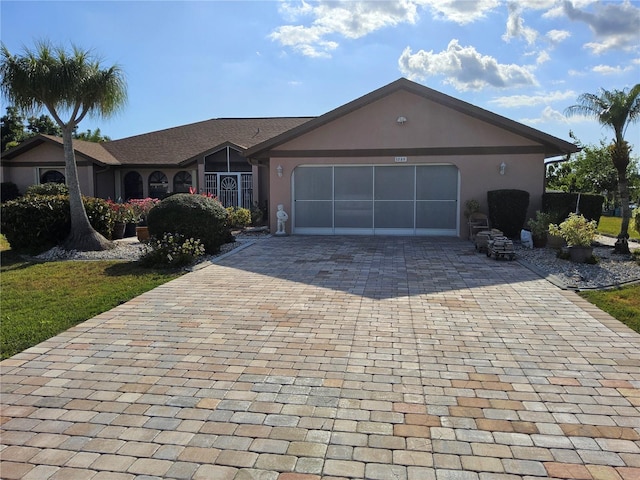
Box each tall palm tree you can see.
[0,40,127,251]
[565,85,640,254]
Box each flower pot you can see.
[124,222,137,237]
[112,221,126,240]
[546,233,566,249]
[568,245,593,263]
[532,234,547,248]
[136,226,150,242]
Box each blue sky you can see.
[1,0,639,155]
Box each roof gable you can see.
[2,134,120,166]
[245,78,579,159]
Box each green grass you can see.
[597,215,640,240]
[579,284,640,334]
[0,251,183,359]
[0,234,10,252]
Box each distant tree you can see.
[566,85,640,253]
[0,105,26,150]
[0,40,127,251]
[74,127,111,142]
[26,113,62,136]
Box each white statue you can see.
[276,204,288,235]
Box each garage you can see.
[292,164,459,235]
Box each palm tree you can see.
[565,85,640,254]
[0,40,127,251]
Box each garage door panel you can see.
[293,165,458,235]
[295,167,332,200]
[295,201,333,228]
[335,200,373,228]
[417,201,457,229]
[374,201,414,228]
[374,166,414,200]
[335,166,372,200]
[417,165,458,200]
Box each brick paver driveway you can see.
[2,237,640,480]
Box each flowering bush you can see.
[139,232,205,268]
[548,213,597,247]
[107,201,136,223]
[130,197,160,224]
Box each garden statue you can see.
[276,204,288,235]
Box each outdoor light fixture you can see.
[276,165,283,177]
[396,116,407,125]
[499,162,507,175]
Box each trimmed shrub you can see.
[487,189,530,238]
[26,182,69,196]
[139,232,205,268]
[146,193,230,253]
[1,182,20,203]
[0,195,115,253]
[226,206,251,229]
[542,192,604,223]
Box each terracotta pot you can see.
[568,245,593,263]
[136,226,150,242]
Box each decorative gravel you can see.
[34,234,639,290]
[515,242,640,290]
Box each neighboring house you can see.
[1,78,578,237]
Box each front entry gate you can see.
[204,173,252,209]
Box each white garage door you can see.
[293,164,459,235]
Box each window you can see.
[40,170,65,184]
[124,171,143,200]
[204,147,251,172]
[148,171,168,199]
[173,171,192,193]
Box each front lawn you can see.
[597,215,640,240]
[579,284,640,334]
[0,251,183,359]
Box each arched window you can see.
[148,171,168,199]
[173,171,192,193]
[40,170,65,184]
[123,171,143,200]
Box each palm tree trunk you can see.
[61,126,113,251]
[614,166,631,254]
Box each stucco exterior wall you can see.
[280,90,539,151]
[266,89,546,236]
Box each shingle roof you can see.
[102,117,314,166]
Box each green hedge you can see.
[147,194,230,254]
[487,189,530,238]
[0,195,115,253]
[542,192,604,223]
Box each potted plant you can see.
[526,211,552,248]
[130,197,160,242]
[548,213,597,263]
[108,201,133,239]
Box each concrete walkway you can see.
[1,237,639,480]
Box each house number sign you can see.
[394,156,408,163]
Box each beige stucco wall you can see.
[266,90,546,236]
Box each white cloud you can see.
[271,0,503,57]
[546,29,571,44]
[592,64,633,75]
[536,50,551,64]
[520,106,568,124]
[502,2,538,45]
[419,0,500,25]
[521,106,593,125]
[271,0,420,57]
[490,90,576,108]
[563,0,640,54]
[398,40,538,91]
